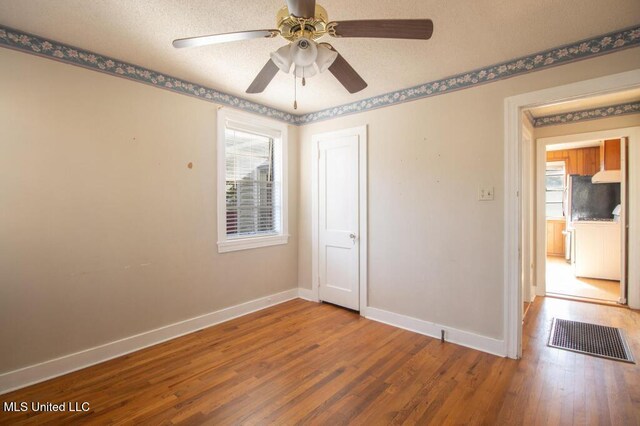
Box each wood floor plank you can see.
[1,297,639,425]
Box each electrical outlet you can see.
[478,186,494,201]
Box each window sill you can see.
[217,234,289,253]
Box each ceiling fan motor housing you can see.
[276,4,329,41]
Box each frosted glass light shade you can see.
[315,44,338,73]
[270,44,292,73]
[294,65,318,78]
[290,37,318,67]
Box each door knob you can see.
[349,233,357,240]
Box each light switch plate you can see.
[478,186,494,201]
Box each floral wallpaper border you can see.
[0,24,638,126]
[0,25,296,124]
[293,25,640,125]
[533,101,640,127]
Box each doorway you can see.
[311,126,368,312]
[504,70,640,359]
[539,139,626,304]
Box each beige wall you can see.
[298,48,640,340]
[0,48,298,373]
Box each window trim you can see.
[216,108,288,253]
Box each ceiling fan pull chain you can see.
[293,73,298,110]
[302,66,306,87]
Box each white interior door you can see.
[318,135,360,310]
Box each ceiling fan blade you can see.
[329,19,433,40]
[246,59,280,94]
[172,29,279,49]
[285,0,316,18]
[322,45,367,94]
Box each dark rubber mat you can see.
[548,318,634,363]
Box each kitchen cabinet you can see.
[546,219,565,257]
[602,139,621,171]
[573,221,620,281]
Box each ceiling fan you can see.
[173,0,433,108]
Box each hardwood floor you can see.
[546,255,620,302]
[1,297,638,425]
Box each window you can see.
[545,161,565,218]
[217,109,288,252]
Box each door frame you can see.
[504,69,640,359]
[536,129,638,302]
[311,125,368,314]
[521,124,535,306]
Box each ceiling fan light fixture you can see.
[270,44,293,73]
[290,37,318,67]
[315,43,338,73]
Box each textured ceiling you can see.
[1,0,639,113]
[529,87,640,117]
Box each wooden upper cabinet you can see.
[603,139,621,171]
[546,147,600,176]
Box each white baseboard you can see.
[365,307,506,357]
[0,288,299,395]
[297,287,318,302]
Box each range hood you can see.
[592,169,621,183]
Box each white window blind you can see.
[545,161,565,218]
[224,128,282,238]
